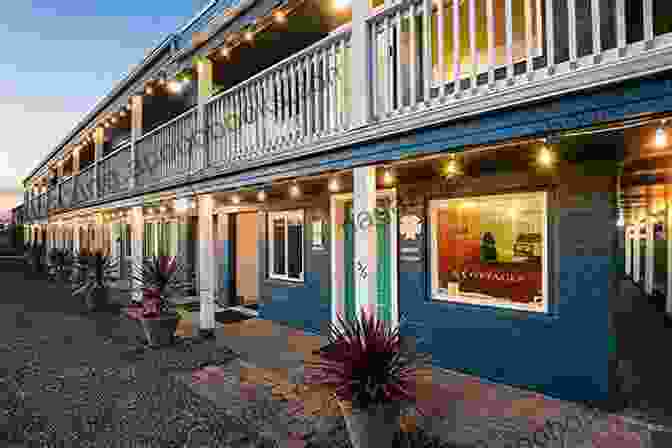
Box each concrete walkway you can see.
[174,313,672,447]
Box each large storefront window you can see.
[268,210,304,282]
[430,191,548,312]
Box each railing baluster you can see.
[313,52,321,137]
[525,0,534,76]
[469,0,478,92]
[384,15,393,117]
[616,0,626,54]
[545,0,555,72]
[487,0,496,87]
[423,0,433,103]
[395,9,403,111]
[283,67,290,145]
[505,0,514,82]
[321,48,329,136]
[409,4,417,110]
[437,0,446,101]
[265,75,274,151]
[643,0,653,46]
[453,0,461,97]
[305,57,312,141]
[289,63,296,142]
[256,80,264,154]
[567,0,577,68]
[591,0,601,63]
[330,42,338,132]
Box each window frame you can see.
[268,209,305,283]
[429,190,549,314]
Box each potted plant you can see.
[72,251,118,312]
[130,255,193,347]
[305,309,432,448]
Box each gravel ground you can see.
[0,259,273,447]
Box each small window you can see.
[268,210,304,282]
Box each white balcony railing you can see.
[206,27,353,168]
[77,164,96,203]
[135,108,197,188]
[99,142,132,196]
[32,0,672,217]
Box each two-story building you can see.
[21,0,672,408]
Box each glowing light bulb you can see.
[257,191,267,201]
[383,170,394,186]
[538,146,553,167]
[328,177,340,192]
[289,183,300,198]
[231,195,240,204]
[159,206,167,213]
[244,31,254,41]
[656,127,667,148]
[273,10,286,23]
[168,80,183,94]
[221,47,230,57]
[145,86,154,95]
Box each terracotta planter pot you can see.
[337,399,401,448]
[139,313,180,347]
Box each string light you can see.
[257,190,267,201]
[328,177,340,192]
[656,120,667,148]
[159,206,167,213]
[221,47,230,58]
[289,183,300,198]
[111,117,118,124]
[231,194,241,204]
[244,30,254,41]
[273,10,286,23]
[145,85,154,95]
[538,145,554,167]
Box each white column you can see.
[350,0,371,127]
[130,206,144,302]
[353,166,377,319]
[667,203,672,314]
[625,224,632,277]
[633,221,641,283]
[645,218,654,295]
[198,194,216,333]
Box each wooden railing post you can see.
[350,0,372,127]
[130,95,143,189]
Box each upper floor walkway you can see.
[23,0,672,222]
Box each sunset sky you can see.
[0,0,210,211]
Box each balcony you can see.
[27,0,672,218]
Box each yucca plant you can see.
[130,255,193,318]
[304,309,432,448]
[72,251,118,311]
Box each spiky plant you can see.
[72,251,118,308]
[130,255,193,317]
[305,309,432,411]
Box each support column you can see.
[645,217,655,295]
[667,202,672,314]
[197,59,213,170]
[625,224,632,277]
[197,194,216,336]
[130,206,144,302]
[350,0,371,127]
[93,127,104,199]
[633,220,641,283]
[130,96,143,188]
[353,166,377,319]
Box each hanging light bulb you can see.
[538,146,554,167]
[328,177,340,193]
[231,194,241,204]
[120,109,127,117]
[244,30,254,41]
[221,46,230,58]
[656,121,667,148]
[168,80,183,94]
[383,170,395,186]
[257,190,267,201]
[273,10,286,23]
[289,183,301,198]
[145,85,154,95]
[104,122,110,128]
